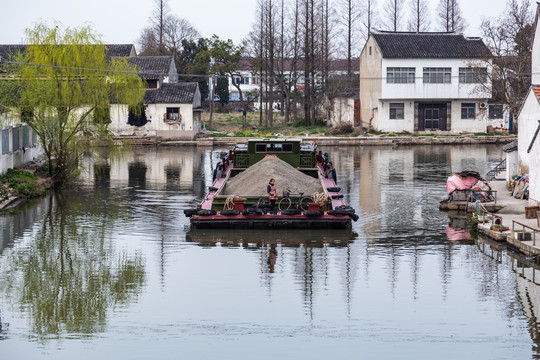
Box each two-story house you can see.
[359,31,492,134]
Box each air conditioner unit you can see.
[479,102,487,109]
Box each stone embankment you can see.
[476,177,540,257]
[122,135,516,147]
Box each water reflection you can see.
[1,144,539,359]
[0,192,145,342]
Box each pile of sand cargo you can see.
[221,156,323,197]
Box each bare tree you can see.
[163,17,200,58]
[361,0,378,40]
[408,0,431,33]
[138,0,199,59]
[155,0,169,53]
[437,0,466,33]
[479,0,534,131]
[337,0,361,74]
[383,0,405,32]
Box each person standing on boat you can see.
[267,178,278,214]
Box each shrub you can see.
[331,122,354,135]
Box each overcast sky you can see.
[0,0,528,51]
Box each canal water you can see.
[0,144,538,359]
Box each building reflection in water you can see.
[2,144,540,356]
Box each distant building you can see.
[359,31,492,134]
[0,44,201,140]
[212,58,359,110]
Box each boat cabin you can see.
[233,138,317,169]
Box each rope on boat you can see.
[224,195,236,210]
[312,192,328,206]
[223,195,247,210]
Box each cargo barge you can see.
[184,138,357,229]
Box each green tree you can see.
[0,23,145,185]
[215,76,230,107]
[178,38,210,101]
[199,35,253,128]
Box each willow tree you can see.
[1,23,145,185]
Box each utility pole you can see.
[209,74,216,129]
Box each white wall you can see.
[517,88,540,205]
[377,100,415,132]
[1,125,43,174]
[376,100,487,133]
[506,150,518,182]
[381,58,491,100]
[381,58,491,101]
[109,103,199,139]
[331,98,355,126]
[449,101,488,133]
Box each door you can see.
[418,104,447,131]
[424,108,439,130]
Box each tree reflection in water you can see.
[0,192,145,342]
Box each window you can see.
[423,68,451,83]
[461,103,475,119]
[146,79,158,89]
[369,46,372,55]
[166,107,181,121]
[243,77,250,85]
[255,143,293,153]
[387,67,415,84]
[389,103,404,120]
[459,67,487,83]
[489,104,503,119]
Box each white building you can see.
[515,4,540,206]
[359,31,493,134]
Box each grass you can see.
[0,168,46,200]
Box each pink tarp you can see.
[446,226,472,241]
[446,175,478,194]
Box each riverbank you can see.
[0,162,53,212]
[476,176,540,257]
[123,134,516,147]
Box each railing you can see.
[512,220,540,246]
[486,158,506,182]
[464,189,498,211]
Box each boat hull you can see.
[190,214,351,229]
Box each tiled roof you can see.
[0,44,134,60]
[533,85,540,101]
[105,44,135,57]
[0,45,26,60]
[128,56,173,79]
[371,31,491,59]
[144,82,198,104]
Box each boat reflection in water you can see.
[186,229,357,248]
[445,214,474,243]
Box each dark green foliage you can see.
[93,105,111,125]
[216,77,229,105]
[178,39,210,100]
